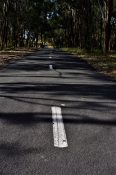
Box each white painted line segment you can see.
[51,107,68,148]
[49,56,52,59]
[49,65,53,70]
[61,104,65,107]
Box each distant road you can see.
[0,48,116,175]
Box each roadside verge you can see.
[0,48,38,68]
[61,48,116,80]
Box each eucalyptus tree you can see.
[51,0,115,52]
[0,0,115,52]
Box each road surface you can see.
[0,49,116,175]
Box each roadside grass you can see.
[61,48,116,80]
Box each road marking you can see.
[61,104,65,107]
[49,56,52,59]
[51,107,68,148]
[49,65,53,70]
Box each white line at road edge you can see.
[51,107,68,148]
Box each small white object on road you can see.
[49,56,52,59]
[51,107,68,148]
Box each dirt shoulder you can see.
[0,48,38,67]
[61,48,116,80]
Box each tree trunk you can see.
[104,0,113,54]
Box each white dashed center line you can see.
[49,65,53,70]
[51,107,68,148]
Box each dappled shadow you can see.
[0,112,52,126]
[0,82,115,100]
[1,49,115,83]
[0,49,115,129]
[0,141,44,157]
[7,56,94,72]
[0,48,114,86]
[0,94,115,114]
[0,112,116,126]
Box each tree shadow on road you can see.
[0,49,115,127]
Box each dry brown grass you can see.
[0,48,37,67]
[61,48,116,80]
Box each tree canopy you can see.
[0,0,116,53]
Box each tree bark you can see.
[104,0,113,53]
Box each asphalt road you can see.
[0,48,116,175]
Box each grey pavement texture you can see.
[0,48,116,175]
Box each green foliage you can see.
[0,0,115,52]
